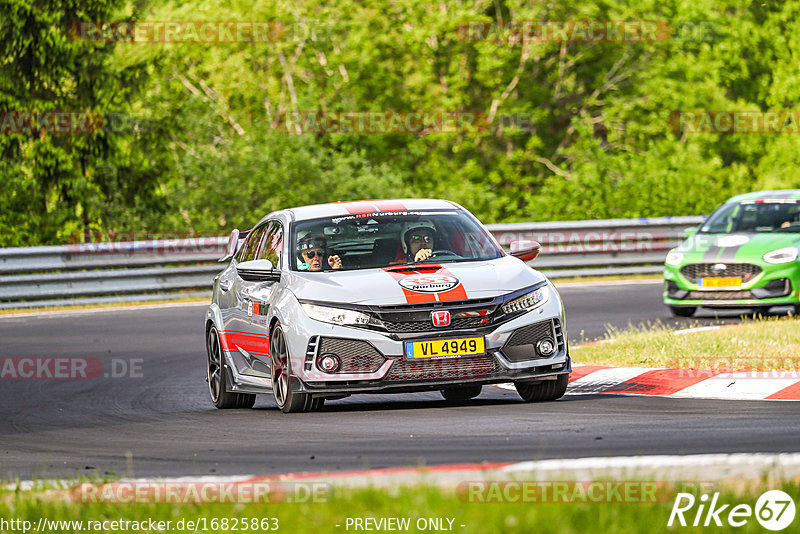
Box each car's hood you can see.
[677,232,800,262]
[286,256,545,305]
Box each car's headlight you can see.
[665,250,684,267]
[502,286,550,315]
[301,303,384,328]
[763,247,799,264]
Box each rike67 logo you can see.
[668,490,796,531]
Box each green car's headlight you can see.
[763,247,799,264]
[301,303,384,328]
[502,286,550,315]
[665,249,684,267]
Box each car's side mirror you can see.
[684,226,699,238]
[509,240,541,261]
[219,229,241,262]
[237,259,281,282]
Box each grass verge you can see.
[575,316,800,371]
[1,481,798,533]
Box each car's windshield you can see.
[699,199,800,234]
[291,210,503,272]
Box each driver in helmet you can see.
[297,233,342,271]
[401,221,436,263]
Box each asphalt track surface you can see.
[1,280,799,479]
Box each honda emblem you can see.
[431,310,451,327]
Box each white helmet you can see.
[400,220,437,254]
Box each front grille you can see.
[384,355,500,382]
[317,337,385,373]
[680,263,761,283]
[381,317,485,333]
[502,319,562,362]
[685,290,756,300]
[374,297,502,334]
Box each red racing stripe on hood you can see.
[381,265,468,303]
[381,267,437,303]
[433,266,468,302]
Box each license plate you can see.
[404,337,485,359]
[698,276,742,289]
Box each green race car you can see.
[664,189,800,317]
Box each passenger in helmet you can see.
[297,233,342,271]
[401,221,436,263]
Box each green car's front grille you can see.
[679,263,762,283]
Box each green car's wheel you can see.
[669,306,696,317]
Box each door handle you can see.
[219,279,232,292]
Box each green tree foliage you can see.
[3,0,800,244]
[0,0,172,245]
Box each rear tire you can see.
[270,324,312,413]
[440,385,482,401]
[669,306,696,317]
[515,374,569,402]
[206,326,256,409]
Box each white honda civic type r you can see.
[205,199,571,412]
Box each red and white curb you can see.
[539,324,800,401]
[10,453,800,493]
[496,364,800,400]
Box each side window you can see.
[239,225,267,262]
[257,221,283,267]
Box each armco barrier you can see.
[0,217,704,308]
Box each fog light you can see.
[317,354,340,373]
[536,338,556,356]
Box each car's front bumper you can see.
[282,283,571,395]
[663,261,800,308]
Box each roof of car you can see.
[285,199,462,222]
[727,190,800,203]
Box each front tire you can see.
[669,305,696,317]
[206,326,256,409]
[515,374,569,402]
[270,324,312,413]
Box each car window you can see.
[257,221,283,267]
[238,225,267,262]
[291,210,503,272]
[700,200,800,233]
